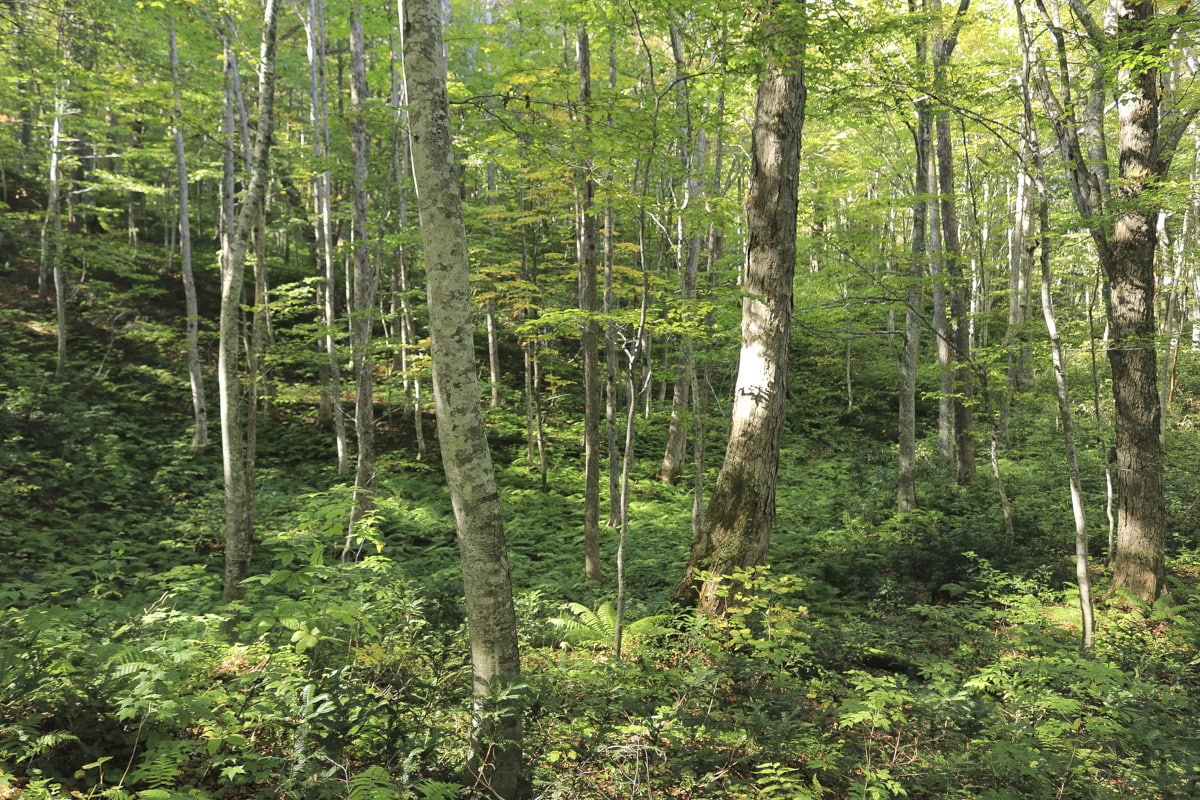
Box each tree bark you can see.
[1107,0,1167,603]
[402,0,523,793]
[576,27,603,584]
[659,23,701,486]
[1024,0,1190,604]
[344,4,377,562]
[218,0,279,624]
[42,90,66,378]
[898,98,931,513]
[680,40,806,617]
[169,20,208,456]
[932,0,974,485]
[297,0,349,474]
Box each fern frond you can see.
[347,765,399,800]
[624,614,671,638]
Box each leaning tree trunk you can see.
[170,20,208,456]
[680,41,806,617]
[402,0,523,794]
[218,0,279,624]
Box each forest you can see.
[2,0,1200,797]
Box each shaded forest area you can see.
[4,0,1200,798]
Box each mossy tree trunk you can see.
[402,0,523,793]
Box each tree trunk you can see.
[170,20,208,456]
[659,23,701,486]
[218,0,279,625]
[932,0,974,484]
[298,0,349,474]
[681,43,805,617]
[402,0,523,794]
[344,4,377,562]
[936,110,975,485]
[1000,162,1036,442]
[1023,0,1188,604]
[898,98,931,513]
[576,27,603,584]
[604,38,622,528]
[1107,0,1166,603]
[42,90,66,378]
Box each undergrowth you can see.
[3,251,1200,800]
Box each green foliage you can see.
[548,601,673,649]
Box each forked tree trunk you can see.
[402,0,523,794]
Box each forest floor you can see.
[3,251,1200,800]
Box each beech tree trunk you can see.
[43,90,66,378]
[898,98,931,513]
[402,0,523,793]
[680,41,805,617]
[170,20,208,456]
[932,0,974,484]
[218,0,279,622]
[298,0,349,474]
[344,4,377,561]
[1023,0,1193,604]
[936,109,975,485]
[659,23,701,486]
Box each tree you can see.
[343,3,377,561]
[931,0,974,486]
[898,7,933,514]
[295,0,350,475]
[576,26,603,584]
[169,18,208,457]
[218,0,280,622]
[680,6,806,617]
[401,0,523,793]
[1026,0,1198,603]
